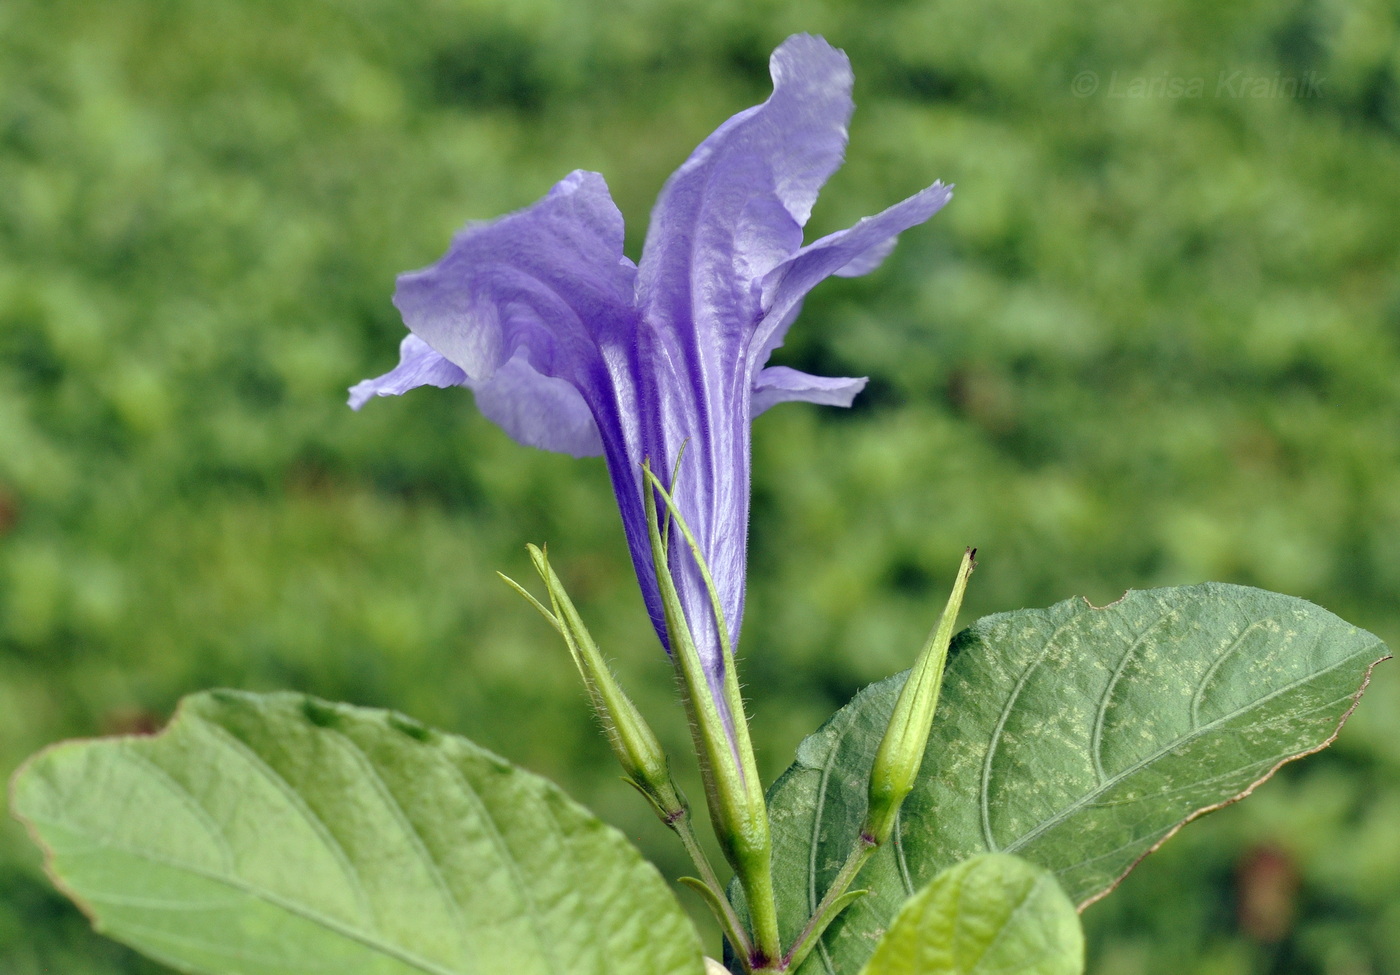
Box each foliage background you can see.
[2,0,1399,972]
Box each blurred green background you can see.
[3,0,1399,971]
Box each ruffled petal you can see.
[350,36,951,743]
[393,169,638,400]
[832,237,897,278]
[638,35,854,330]
[756,181,953,358]
[350,336,604,455]
[752,365,867,414]
[348,333,467,409]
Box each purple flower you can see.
[351,34,950,724]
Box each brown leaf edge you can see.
[1074,645,1392,912]
[6,695,215,941]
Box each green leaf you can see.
[858,854,1082,975]
[764,583,1388,974]
[9,690,706,975]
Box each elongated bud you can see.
[641,462,782,968]
[499,547,685,824]
[865,548,976,845]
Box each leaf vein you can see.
[1190,618,1271,728]
[892,805,915,897]
[980,613,1082,851]
[965,873,1043,975]
[805,709,866,975]
[330,729,473,953]
[192,717,376,925]
[1005,649,1371,852]
[59,836,468,975]
[437,756,563,973]
[1089,599,1175,784]
[114,916,346,970]
[117,745,236,873]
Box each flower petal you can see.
[348,333,467,409]
[756,181,953,358]
[393,169,638,396]
[637,34,855,341]
[350,35,951,750]
[625,35,857,690]
[832,237,898,278]
[471,353,604,457]
[752,365,867,414]
[350,336,604,455]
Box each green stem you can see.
[671,809,754,962]
[782,834,879,972]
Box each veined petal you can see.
[472,354,603,457]
[349,333,467,409]
[627,34,858,686]
[638,34,854,333]
[756,181,954,359]
[351,36,952,730]
[393,169,638,398]
[752,365,867,414]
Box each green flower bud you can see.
[865,549,976,845]
[503,539,760,966]
[499,546,684,824]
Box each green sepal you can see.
[506,539,757,965]
[639,465,758,785]
[496,570,562,632]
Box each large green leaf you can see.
[764,583,1388,974]
[10,690,705,975]
[858,854,1082,975]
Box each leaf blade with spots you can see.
[763,583,1387,974]
[10,690,706,975]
